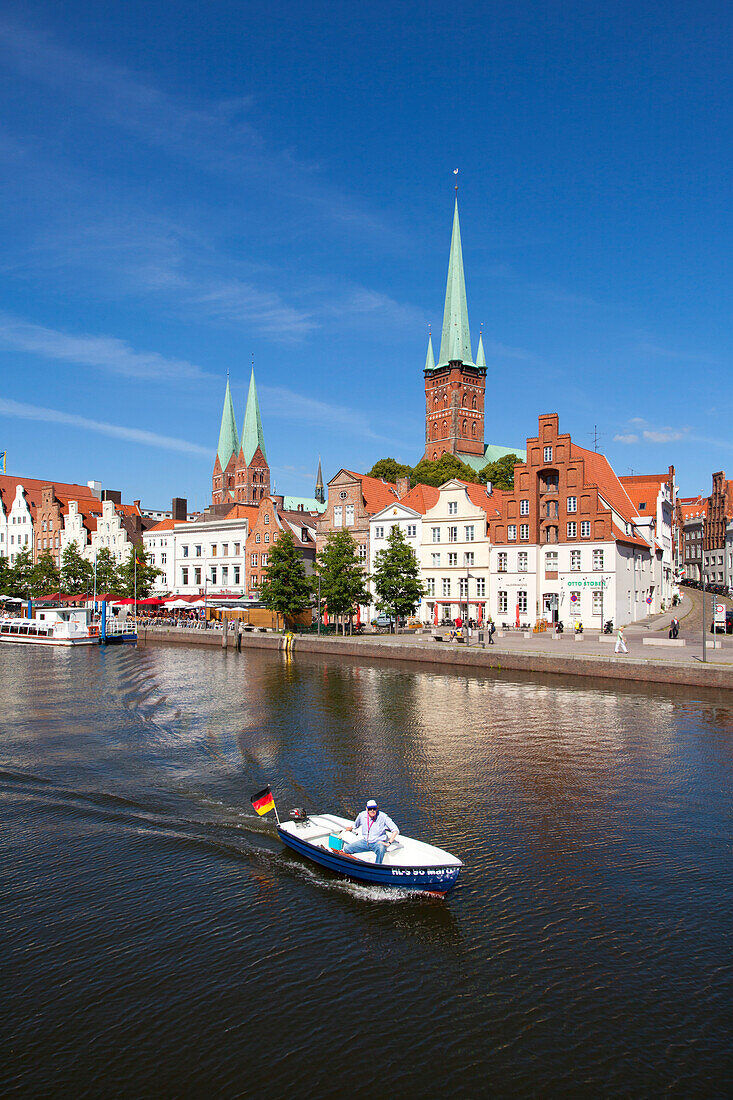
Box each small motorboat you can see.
[277,809,463,894]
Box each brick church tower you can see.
[211,369,270,506]
[423,197,487,462]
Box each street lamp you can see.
[464,560,475,645]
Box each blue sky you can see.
[0,1,731,509]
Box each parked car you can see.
[374,613,394,628]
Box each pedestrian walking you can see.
[669,616,679,639]
[615,626,627,654]
[488,619,496,644]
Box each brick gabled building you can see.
[486,413,660,629]
[0,473,102,567]
[316,469,400,567]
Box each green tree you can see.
[0,555,14,595]
[60,542,93,594]
[316,530,370,635]
[366,457,413,483]
[117,545,162,599]
[260,530,312,630]
[410,453,480,487]
[8,549,34,599]
[372,527,425,632]
[478,453,520,490]
[32,550,60,597]
[93,547,121,594]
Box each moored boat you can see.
[0,607,137,646]
[277,810,463,893]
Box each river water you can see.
[0,643,731,1098]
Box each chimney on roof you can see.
[172,497,187,522]
[102,489,121,504]
[133,499,141,509]
[396,476,410,499]
[87,480,102,500]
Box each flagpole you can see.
[134,550,137,621]
[271,787,281,826]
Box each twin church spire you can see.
[216,369,266,473]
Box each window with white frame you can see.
[426,578,435,596]
[465,525,474,541]
[181,567,189,585]
[406,524,416,538]
[593,549,604,570]
[592,591,603,616]
[476,577,485,597]
[448,526,458,542]
[345,504,354,526]
[520,499,529,516]
[448,501,457,515]
[442,578,451,597]
[261,555,268,567]
[570,550,581,570]
[375,526,384,538]
[448,552,458,566]
[334,506,343,527]
[264,534,269,543]
[517,590,528,613]
[359,544,367,561]
[581,521,591,538]
[221,566,228,583]
[182,545,189,558]
[256,533,261,543]
[543,446,553,462]
[210,567,217,584]
[567,496,577,513]
[545,551,558,570]
[459,578,468,597]
[234,566,240,584]
[195,545,202,557]
[264,514,269,524]
[161,553,167,565]
[497,551,507,572]
[518,551,528,571]
[194,567,201,584]
[520,524,529,540]
[432,527,441,543]
[498,591,508,613]
[507,525,517,540]
[251,553,257,566]
[464,552,474,566]
[567,521,577,538]
[431,552,440,566]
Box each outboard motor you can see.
[289,807,308,823]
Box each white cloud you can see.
[0,398,210,455]
[614,433,639,444]
[0,314,211,382]
[642,429,685,443]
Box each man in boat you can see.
[342,800,399,864]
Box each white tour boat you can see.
[0,607,136,646]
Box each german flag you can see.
[250,786,275,816]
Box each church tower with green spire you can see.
[423,196,486,462]
[234,368,271,504]
[212,376,240,505]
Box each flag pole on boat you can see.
[250,785,280,825]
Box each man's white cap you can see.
[366,799,378,809]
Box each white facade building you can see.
[368,500,424,619]
[418,480,492,624]
[143,512,252,596]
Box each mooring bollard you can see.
[222,616,228,649]
[235,619,241,650]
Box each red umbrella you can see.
[433,602,439,626]
[478,603,483,626]
[323,603,328,626]
[137,597,166,606]
[515,603,520,628]
[356,605,361,626]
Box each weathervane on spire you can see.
[454,167,459,194]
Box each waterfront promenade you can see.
[140,589,733,692]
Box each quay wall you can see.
[138,627,733,693]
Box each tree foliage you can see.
[60,543,93,594]
[93,548,120,594]
[478,454,520,490]
[7,549,35,600]
[117,545,161,599]
[372,527,425,630]
[410,453,479,487]
[259,531,312,629]
[315,530,370,634]
[32,550,60,597]
[366,457,413,483]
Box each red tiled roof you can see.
[146,518,178,533]
[343,471,399,514]
[464,482,496,516]
[115,503,142,517]
[619,474,667,514]
[679,497,707,520]
[398,483,440,514]
[612,522,653,549]
[570,444,638,524]
[0,475,99,519]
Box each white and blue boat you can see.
[277,810,463,894]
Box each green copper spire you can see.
[241,368,267,465]
[476,333,486,368]
[424,335,435,371]
[437,198,474,367]
[216,377,239,469]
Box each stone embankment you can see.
[139,619,733,693]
